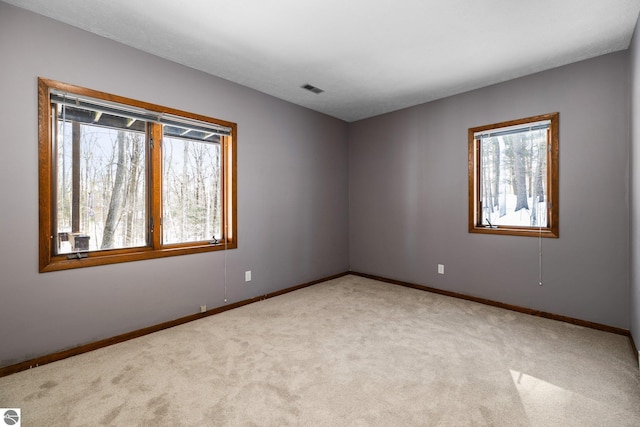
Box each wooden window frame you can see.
[468,112,559,238]
[38,78,237,272]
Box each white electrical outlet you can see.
[437,264,445,275]
[245,270,252,282]
[200,305,207,313]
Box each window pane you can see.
[55,108,147,254]
[480,128,547,228]
[162,134,222,244]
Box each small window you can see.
[468,113,559,238]
[39,78,237,271]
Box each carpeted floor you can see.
[1,275,639,426]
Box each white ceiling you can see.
[5,0,640,122]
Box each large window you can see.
[468,113,558,238]
[38,78,237,272]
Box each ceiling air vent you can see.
[301,83,324,94]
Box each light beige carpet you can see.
[1,275,639,426]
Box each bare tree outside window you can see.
[479,128,547,228]
[162,135,222,244]
[56,119,146,254]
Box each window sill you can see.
[469,226,558,238]
[40,241,237,273]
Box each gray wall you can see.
[631,20,640,357]
[349,52,630,329]
[0,2,349,367]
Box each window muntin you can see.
[468,113,558,238]
[39,78,237,272]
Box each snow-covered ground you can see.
[483,194,547,227]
